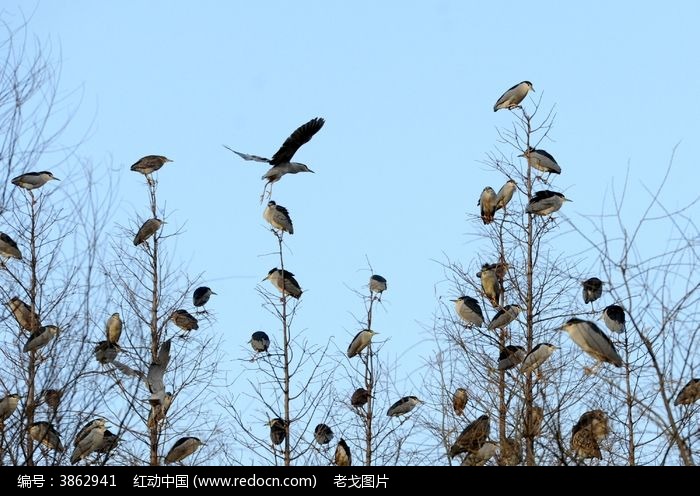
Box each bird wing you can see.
[223,145,271,163]
[269,117,325,165]
[112,361,145,379]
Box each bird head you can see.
[42,171,60,182]
[523,81,534,91]
[262,268,278,282]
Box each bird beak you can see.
[53,177,61,181]
[565,198,573,202]
[261,276,269,282]
[308,169,315,173]
[211,291,218,295]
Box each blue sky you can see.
[3,1,700,462]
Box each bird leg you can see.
[260,182,273,204]
[584,362,602,376]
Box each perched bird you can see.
[675,378,700,406]
[97,430,119,454]
[193,286,216,311]
[497,345,526,371]
[130,155,172,179]
[351,388,370,407]
[386,396,422,417]
[23,325,59,353]
[487,304,522,330]
[6,297,41,333]
[452,388,468,416]
[347,329,378,358]
[11,171,60,191]
[453,296,484,327]
[268,418,287,445]
[478,186,497,224]
[263,201,294,235]
[105,312,122,345]
[493,81,534,112]
[571,410,609,460]
[520,343,556,374]
[170,309,199,331]
[498,437,522,466]
[334,438,351,466]
[479,264,500,307]
[263,268,303,299]
[369,274,387,300]
[94,340,120,364]
[602,304,625,333]
[0,393,20,422]
[523,406,544,438]
[148,392,173,429]
[133,218,164,246]
[225,117,325,199]
[147,362,166,405]
[42,389,62,411]
[0,232,22,260]
[313,423,334,445]
[582,278,604,304]
[495,179,517,212]
[560,318,623,368]
[520,148,561,175]
[71,418,107,465]
[165,437,203,464]
[449,415,490,458]
[526,190,571,216]
[28,421,64,451]
[250,331,271,353]
[462,441,498,466]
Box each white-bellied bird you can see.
[561,318,623,368]
[495,179,517,212]
[478,186,497,225]
[263,268,303,299]
[0,232,22,260]
[526,190,571,216]
[453,296,484,327]
[453,388,468,416]
[250,331,270,353]
[386,396,422,417]
[263,201,294,235]
[165,437,203,464]
[12,171,60,190]
[347,329,378,358]
[602,304,625,333]
[498,345,526,371]
[335,438,351,466]
[493,81,534,112]
[487,304,522,330]
[521,343,556,374]
[520,148,561,175]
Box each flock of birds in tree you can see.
[1,81,698,466]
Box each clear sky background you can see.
[3,1,699,463]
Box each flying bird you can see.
[493,81,534,112]
[171,309,199,331]
[106,312,122,345]
[11,171,60,191]
[386,396,422,417]
[133,218,164,246]
[369,274,387,300]
[334,438,351,466]
[520,148,561,175]
[449,415,490,458]
[487,304,522,330]
[263,201,294,235]
[0,232,22,260]
[452,388,468,416]
[347,329,378,358]
[520,343,556,374]
[453,296,484,327]
[165,437,203,464]
[268,418,287,446]
[313,424,334,445]
[351,388,370,407]
[225,117,325,200]
[158,339,172,368]
[148,392,173,429]
[28,421,64,452]
[497,345,526,371]
[602,304,625,333]
[675,378,700,406]
[478,186,497,224]
[130,155,172,183]
[94,341,120,364]
[582,278,604,304]
[24,325,59,353]
[193,286,217,311]
[250,331,271,353]
[560,318,623,368]
[263,268,303,299]
[526,190,571,216]
[495,179,517,212]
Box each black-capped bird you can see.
[12,171,60,191]
[386,396,422,417]
[71,418,107,465]
[24,325,59,353]
[478,187,497,224]
[369,274,387,301]
[165,437,203,464]
[487,304,522,330]
[268,418,287,446]
[521,343,556,374]
[526,190,571,216]
[520,148,561,176]
[495,179,517,212]
[498,345,526,371]
[582,278,604,304]
[453,296,484,327]
[602,304,625,333]
[263,201,294,235]
[493,81,534,112]
[250,331,271,353]
[225,117,325,201]
[263,268,303,299]
[560,318,623,369]
[0,232,22,260]
[193,286,216,312]
[347,329,378,358]
[28,421,64,452]
[0,393,20,422]
[313,424,334,445]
